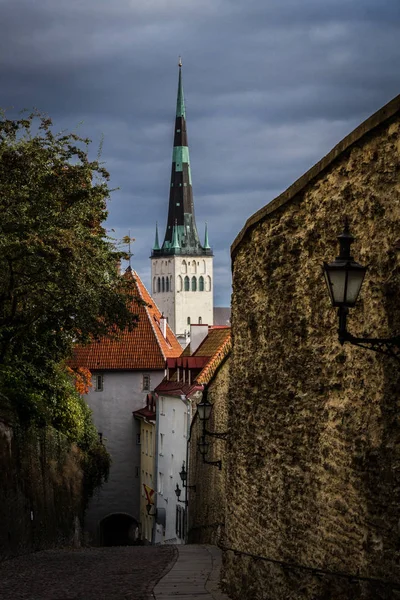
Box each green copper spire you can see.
[153,222,160,251]
[176,57,185,118]
[203,222,210,249]
[171,222,180,249]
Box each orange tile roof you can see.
[69,268,182,370]
[156,326,231,395]
[195,327,231,385]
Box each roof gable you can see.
[69,268,182,371]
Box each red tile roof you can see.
[156,326,231,395]
[69,268,182,370]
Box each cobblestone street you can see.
[0,546,176,600]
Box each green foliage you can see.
[0,111,133,497]
[0,110,139,365]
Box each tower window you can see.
[143,375,150,391]
[166,277,169,292]
[191,276,197,292]
[157,277,161,293]
[95,374,104,392]
[198,317,202,324]
[187,317,191,325]
[162,277,165,292]
[184,276,190,291]
[199,276,204,291]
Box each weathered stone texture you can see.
[0,419,84,560]
[188,358,229,544]
[225,106,400,600]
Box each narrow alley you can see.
[0,544,230,600]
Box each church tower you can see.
[151,61,213,341]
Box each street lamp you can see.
[197,397,213,421]
[197,435,221,470]
[323,220,400,360]
[146,503,157,517]
[175,483,187,504]
[179,462,196,491]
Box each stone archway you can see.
[99,513,139,546]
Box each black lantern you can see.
[175,483,181,499]
[179,462,187,483]
[322,220,400,361]
[197,436,209,456]
[323,221,367,308]
[197,398,213,422]
[146,503,156,517]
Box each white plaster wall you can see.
[83,369,165,543]
[154,393,191,544]
[151,255,214,337]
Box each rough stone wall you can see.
[188,358,229,544]
[225,110,400,600]
[0,418,84,560]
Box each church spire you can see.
[153,60,211,257]
[153,222,160,251]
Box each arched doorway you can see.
[99,513,139,546]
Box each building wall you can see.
[225,108,400,599]
[83,369,165,543]
[155,393,191,544]
[151,256,213,336]
[139,418,156,543]
[188,358,230,545]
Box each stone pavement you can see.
[153,544,231,600]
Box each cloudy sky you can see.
[0,0,399,306]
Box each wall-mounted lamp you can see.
[197,435,222,470]
[179,462,196,491]
[197,391,228,440]
[146,503,157,517]
[175,483,187,505]
[323,220,400,361]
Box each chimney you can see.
[160,314,167,338]
[190,324,209,353]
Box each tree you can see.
[0,111,139,434]
[0,111,138,367]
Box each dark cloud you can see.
[0,0,399,305]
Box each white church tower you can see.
[151,62,213,344]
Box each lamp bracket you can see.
[182,482,197,491]
[203,429,228,440]
[203,458,222,470]
[338,307,400,361]
[341,330,400,362]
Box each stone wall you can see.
[0,418,84,560]
[188,357,230,544]
[225,96,400,599]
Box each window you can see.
[184,276,190,291]
[95,374,103,391]
[157,277,161,293]
[170,276,173,292]
[181,260,187,274]
[198,316,202,324]
[150,431,153,456]
[160,397,165,415]
[159,433,164,455]
[158,472,164,495]
[146,431,149,455]
[143,375,150,391]
[187,316,191,325]
[136,433,141,445]
[153,277,157,293]
[199,276,204,291]
[166,277,169,292]
[162,277,165,292]
[191,276,197,291]
[177,275,183,292]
